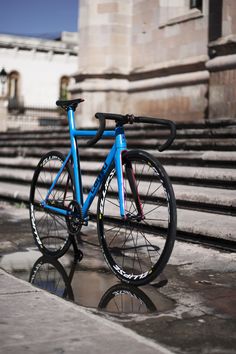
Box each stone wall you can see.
[131,0,208,69]
[72,0,236,126]
[209,68,236,119]
[207,0,236,120]
[78,0,132,74]
[207,55,236,119]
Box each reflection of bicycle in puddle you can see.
[29,253,168,316]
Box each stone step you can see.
[1,121,236,139]
[0,166,235,215]
[0,137,235,151]
[1,130,236,142]
[0,122,235,248]
[0,147,235,169]
[81,176,236,215]
[0,181,234,248]
[0,158,235,189]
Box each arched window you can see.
[8,71,20,99]
[59,76,70,100]
[7,71,24,113]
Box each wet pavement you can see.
[0,202,236,354]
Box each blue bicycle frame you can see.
[42,107,127,219]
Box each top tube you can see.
[67,107,115,140]
[73,130,115,138]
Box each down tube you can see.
[82,144,116,218]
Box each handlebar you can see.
[86,113,106,147]
[89,112,176,152]
[134,116,176,152]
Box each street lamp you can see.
[0,68,8,96]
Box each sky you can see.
[0,0,78,39]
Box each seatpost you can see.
[67,107,83,205]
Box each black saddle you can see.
[56,98,84,111]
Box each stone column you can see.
[0,98,7,131]
[71,0,133,127]
[207,0,236,121]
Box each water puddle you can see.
[0,243,174,318]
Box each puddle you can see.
[0,243,174,318]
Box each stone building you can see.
[0,32,78,130]
[71,0,236,127]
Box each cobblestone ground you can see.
[0,202,235,354]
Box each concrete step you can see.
[1,122,236,140]
[0,147,235,169]
[0,137,235,151]
[1,121,236,152]
[0,121,235,248]
[0,181,235,248]
[0,158,235,189]
[0,166,235,215]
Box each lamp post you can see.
[0,68,8,96]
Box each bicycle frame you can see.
[42,107,127,219]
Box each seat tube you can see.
[114,126,127,218]
[67,107,83,204]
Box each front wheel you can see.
[97,150,177,286]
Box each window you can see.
[190,0,202,11]
[8,71,19,99]
[59,76,70,100]
[208,0,222,42]
[7,71,23,112]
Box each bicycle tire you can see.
[98,283,157,314]
[29,151,74,258]
[97,150,176,286]
[29,256,74,300]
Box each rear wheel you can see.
[97,150,176,286]
[29,256,74,300]
[29,151,74,257]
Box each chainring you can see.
[66,200,83,235]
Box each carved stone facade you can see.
[72,0,236,126]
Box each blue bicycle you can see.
[29,98,177,285]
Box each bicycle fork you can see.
[116,153,144,221]
[115,127,144,220]
[125,161,144,221]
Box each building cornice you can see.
[0,33,78,55]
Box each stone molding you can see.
[209,35,236,57]
[159,8,203,28]
[72,70,209,94]
[206,54,236,72]
[73,54,209,94]
[75,55,208,81]
[128,71,209,92]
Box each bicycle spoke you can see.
[30,152,74,256]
